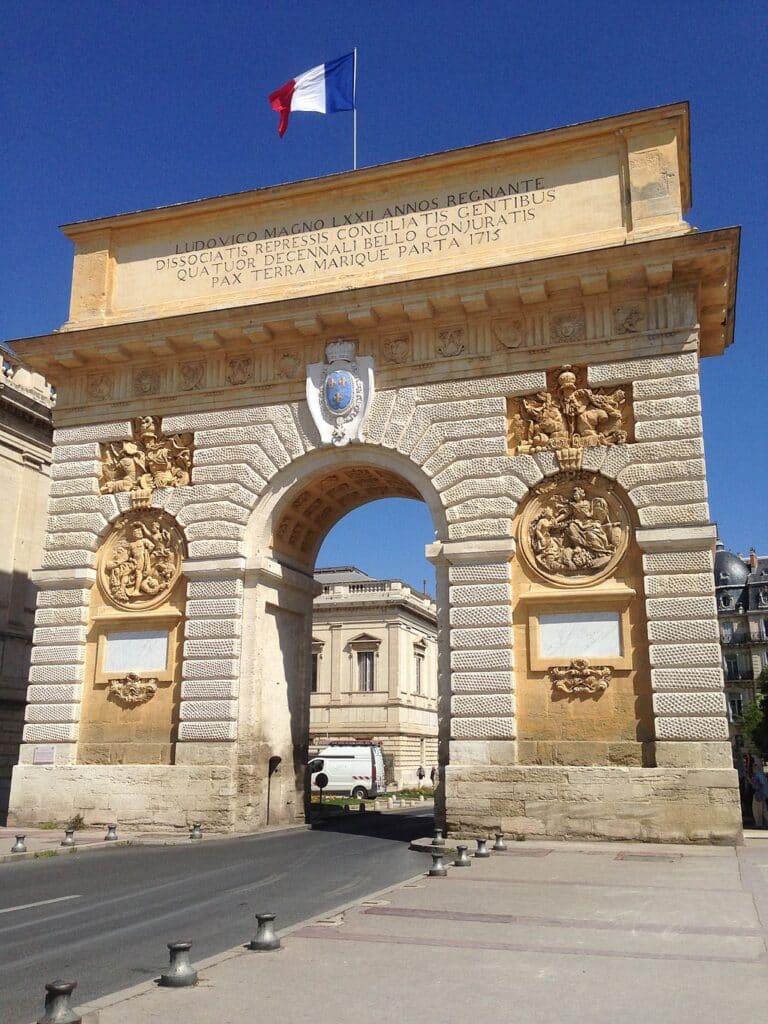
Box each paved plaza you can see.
[63,835,768,1024]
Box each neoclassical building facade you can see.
[0,353,53,817]
[310,566,438,786]
[5,103,742,841]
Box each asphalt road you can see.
[0,810,431,1024]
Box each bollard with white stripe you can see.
[249,913,281,951]
[11,834,27,854]
[36,979,81,1023]
[159,941,197,987]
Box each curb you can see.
[67,865,431,1021]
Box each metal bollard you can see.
[492,832,507,852]
[189,823,203,840]
[60,830,75,848]
[11,834,27,854]
[474,837,490,858]
[454,844,472,867]
[249,912,281,951]
[159,941,198,987]
[358,802,366,813]
[36,979,81,1024]
[431,827,445,847]
[104,824,118,842]
[428,851,447,877]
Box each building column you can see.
[637,525,732,770]
[426,538,517,769]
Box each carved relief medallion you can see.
[614,304,646,335]
[98,510,185,610]
[519,477,629,585]
[508,365,632,457]
[100,417,193,496]
[381,335,410,365]
[549,660,611,695]
[87,372,114,401]
[179,360,205,391]
[276,352,301,379]
[108,673,159,706]
[133,367,161,396]
[549,310,585,344]
[226,355,254,386]
[493,319,524,350]
[436,327,466,357]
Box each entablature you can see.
[10,227,738,426]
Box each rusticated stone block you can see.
[653,692,726,716]
[649,642,721,667]
[643,550,713,575]
[647,618,719,644]
[587,351,698,385]
[651,667,724,691]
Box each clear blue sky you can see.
[3,1,766,592]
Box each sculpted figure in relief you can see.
[523,481,627,580]
[99,511,184,609]
[509,366,629,455]
[100,416,193,495]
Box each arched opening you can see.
[239,451,448,828]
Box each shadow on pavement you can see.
[310,808,433,845]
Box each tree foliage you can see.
[738,667,768,755]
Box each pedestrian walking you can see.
[430,765,437,788]
[417,765,425,790]
[751,761,768,828]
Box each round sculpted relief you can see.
[519,477,629,587]
[98,510,185,610]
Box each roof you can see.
[314,566,375,584]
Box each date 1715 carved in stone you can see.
[519,477,629,585]
[98,510,185,610]
[99,416,193,496]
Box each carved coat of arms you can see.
[306,340,374,446]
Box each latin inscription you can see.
[153,178,557,291]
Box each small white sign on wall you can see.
[539,611,621,659]
[32,745,55,765]
[104,630,169,672]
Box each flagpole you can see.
[353,47,358,170]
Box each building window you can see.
[358,651,375,692]
[728,692,745,720]
[724,654,739,680]
[414,653,424,696]
[311,653,319,693]
[721,621,734,642]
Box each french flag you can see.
[269,52,356,137]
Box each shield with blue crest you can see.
[324,369,354,415]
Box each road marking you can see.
[0,894,82,916]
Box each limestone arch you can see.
[235,445,449,822]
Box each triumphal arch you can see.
[8,104,742,842]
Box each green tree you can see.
[738,667,768,755]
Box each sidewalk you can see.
[62,835,768,1024]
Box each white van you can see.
[308,743,386,799]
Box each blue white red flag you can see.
[269,52,356,137]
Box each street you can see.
[0,810,430,1024]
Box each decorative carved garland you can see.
[549,660,611,696]
[108,673,158,706]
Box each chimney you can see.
[750,548,759,571]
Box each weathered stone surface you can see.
[653,692,727,716]
[651,667,724,691]
[587,351,698,385]
[649,642,722,667]
[452,693,516,716]
[643,550,713,575]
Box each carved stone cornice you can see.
[10,228,738,426]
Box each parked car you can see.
[307,742,386,799]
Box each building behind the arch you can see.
[6,103,743,842]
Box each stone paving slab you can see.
[55,838,768,1024]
